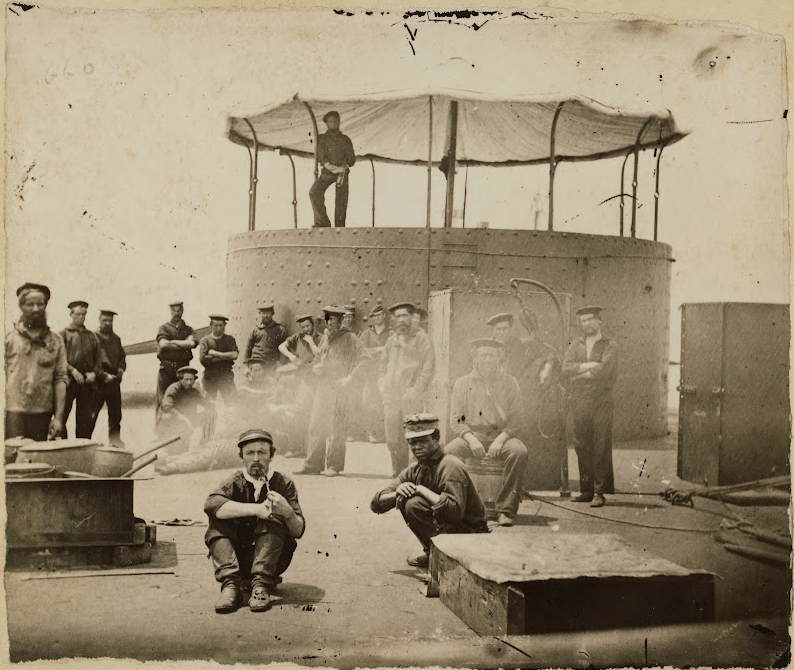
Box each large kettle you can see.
[90,435,180,477]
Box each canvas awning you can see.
[225,90,687,166]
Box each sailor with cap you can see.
[562,306,618,508]
[155,300,198,412]
[445,338,529,526]
[156,365,212,454]
[358,304,393,442]
[58,300,104,438]
[204,428,305,613]
[278,314,322,370]
[5,283,68,446]
[94,309,127,447]
[341,304,361,337]
[199,314,239,404]
[297,305,366,476]
[244,302,288,375]
[308,110,356,228]
[370,413,488,568]
[487,311,561,467]
[378,301,436,477]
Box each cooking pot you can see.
[16,438,100,474]
[89,434,181,478]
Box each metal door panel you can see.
[678,304,724,485]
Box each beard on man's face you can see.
[22,310,47,328]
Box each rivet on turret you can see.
[377,280,383,286]
[351,281,357,286]
[326,263,330,268]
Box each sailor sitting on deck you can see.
[370,414,488,569]
[204,429,305,614]
[155,366,213,455]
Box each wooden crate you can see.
[429,532,715,635]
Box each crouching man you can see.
[204,428,305,614]
[370,414,488,569]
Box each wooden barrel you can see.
[465,458,503,517]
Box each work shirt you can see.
[95,330,126,376]
[562,335,619,398]
[370,451,488,532]
[60,323,104,377]
[359,325,393,350]
[156,319,196,364]
[283,332,322,367]
[317,130,356,175]
[204,469,305,544]
[245,322,288,367]
[5,322,68,414]
[199,333,239,372]
[158,381,209,421]
[449,367,522,441]
[315,328,365,382]
[379,328,435,398]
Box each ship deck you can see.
[4,409,790,667]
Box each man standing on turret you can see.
[309,111,356,228]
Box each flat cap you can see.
[257,301,275,311]
[575,305,605,317]
[486,313,514,327]
[168,300,184,307]
[208,314,228,322]
[413,305,427,318]
[295,314,315,324]
[388,302,416,314]
[16,283,51,301]
[470,337,505,350]
[322,110,340,123]
[237,428,274,448]
[68,300,89,309]
[369,305,385,316]
[177,366,198,376]
[322,305,346,317]
[99,309,118,317]
[403,413,440,439]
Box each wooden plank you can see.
[20,568,175,581]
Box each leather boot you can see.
[214,582,242,613]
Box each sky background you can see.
[4,8,789,381]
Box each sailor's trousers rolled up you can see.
[444,435,528,516]
[205,517,296,591]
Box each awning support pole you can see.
[462,165,469,228]
[369,158,376,227]
[619,152,630,237]
[285,152,298,229]
[243,118,259,232]
[548,102,565,231]
[426,95,433,228]
[302,102,320,180]
[444,100,459,229]
[631,116,655,238]
[654,138,665,242]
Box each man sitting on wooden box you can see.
[370,414,488,569]
[444,338,529,527]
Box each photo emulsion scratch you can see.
[2,5,791,668]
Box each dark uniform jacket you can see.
[562,336,619,399]
[283,331,322,367]
[371,451,488,532]
[199,333,239,371]
[95,330,126,376]
[204,470,305,545]
[156,319,196,364]
[317,130,356,175]
[60,324,104,377]
[316,328,365,382]
[245,322,288,367]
